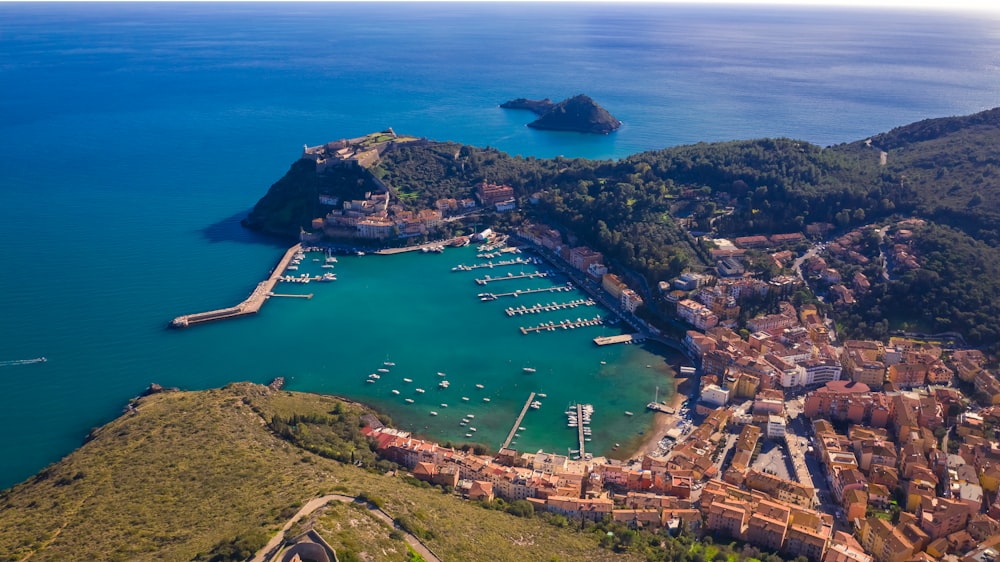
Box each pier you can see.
[170,243,302,328]
[452,257,534,271]
[268,293,314,299]
[501,392,536,450]
[474,271,548,285]
[519,316,604,334]
[479,283,573,301]
[575,404,586,458]
[505,299,595,317]
[593,333,645,346]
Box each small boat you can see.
[365,379,375,384]
[523,367,536,373]
[438,381,450,388]
[377,368,390,373]
[600,361,607,365]
[440,403,448,408]
[404,398,414,404]
[537,393,547,398]
[384,361,396,366]
[625,411,634,416]
[368,374,380,379]
[415,388,425,393]
[391,389,400,395]
[403,378,413,383]
[465,433,473,437]
[437,372,447,377]
[469,427,477,432]
[430,411,438,416]
[518,426,526,431]
[475,384,484,389]
[462,396,469,401]
[466,414,475,419]
[483,397,491,402]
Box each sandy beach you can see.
[626,373,693,460]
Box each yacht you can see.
[522,367,536,373]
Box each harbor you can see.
[504,299,595,317]
[500,392,537,450]
[566,403,593,460]
[451,257,537,271]
[519,316,604,335]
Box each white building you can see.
[766,415,787,439]
[701,384,730,407]
[801,358,843,386]
[621,288,644,313]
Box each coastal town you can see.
[357,220,1000,562]
[208,133,1000,562]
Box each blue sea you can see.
[1,2,998,489]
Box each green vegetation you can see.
[0,384,627,561]
[246,106,1000,352]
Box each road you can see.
[250,494,441,562]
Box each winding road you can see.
[250,493,441,562]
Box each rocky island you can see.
[500,94,621,134]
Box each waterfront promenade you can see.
[170,243,302,328]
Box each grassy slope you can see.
[0,384,628,562]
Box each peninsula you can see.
[500,94,621,134]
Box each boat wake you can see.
[0,357,47,367]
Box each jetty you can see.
[479,283,573,301]
[575,404,587,458]
[474,271,548,285]
[520,316,603,334]
[593,333,645,346]
[501,392,536,450]
[268,293,314,299]
[170,243,302,328]
[504,298,594,317]
[452,257,535,271]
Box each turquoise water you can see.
[1,3,999,488]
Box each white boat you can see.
[466,414,475,419]
[391,389,400,395]
[462,396,469,401]
[403,378,413,383]
[482,397,491,402]
[518,426,526,431]
[368,373,380,379]
[415,388,425,393]
[475,384,484,389]
[465,433,472,437]
[377,368,390,373]
[384,361,395,366]
[365,379,375,384]
[322,264,336,269]
[625,411,634,416]
[537,393,547,398]
[404,398,414,404]
[430,411,438,416]
[440,403,448,408]
[523,367,536,373]
[469,427,477,432]
[437,372,447,377]
[286,265,298,271]
[600,361,607,365]
[438,381,450,388]
[325,256,338,263]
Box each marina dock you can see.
[478,283,573,301]
[520,316,604,334]
[575,404,586,458]
[501,392,536,450]
[474,271,548,285]
[505,299,594,317]
[268,293,314,299]
[593,333,645,346]
[170,243,302,328]
[452,257,535,271]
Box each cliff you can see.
[501,94,621,134]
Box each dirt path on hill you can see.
[250,493,441,562]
